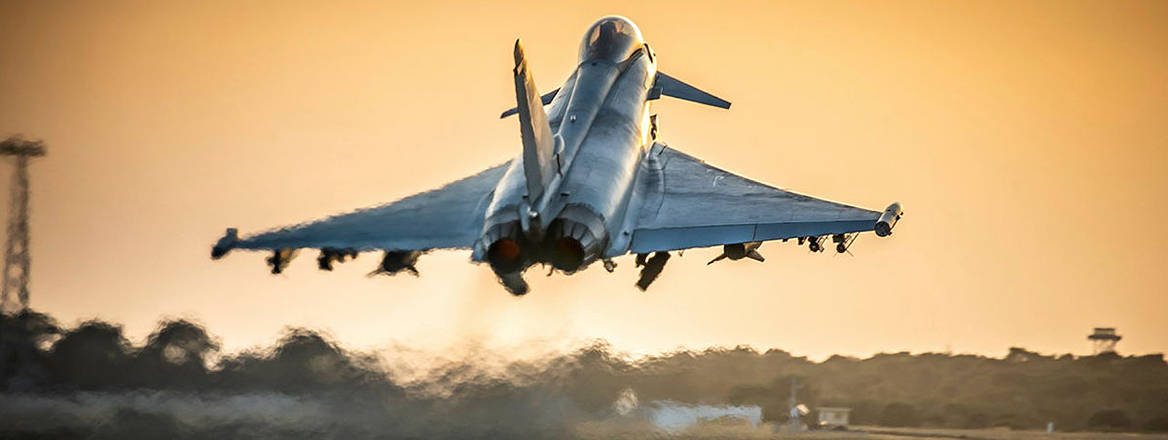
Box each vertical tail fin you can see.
[512,39,558,203]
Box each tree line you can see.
[3,309,1165,434]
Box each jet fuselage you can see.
[476,16,657,280]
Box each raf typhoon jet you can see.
[211,16,904,295]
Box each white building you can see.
[647,401,762,432]
[817,407,851,428]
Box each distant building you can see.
[646,401,762,432]
[817,407,851,428]
[1088,327,1122,355]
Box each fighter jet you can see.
[211,16,903,295]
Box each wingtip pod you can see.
[875,203,903,237]
[210,228,239,259]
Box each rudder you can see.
[512,39,558,204]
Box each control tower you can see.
[1087,327,1121,355]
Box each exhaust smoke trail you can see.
[0,309,581,439]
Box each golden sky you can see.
[1,0,1165,360]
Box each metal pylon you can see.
[1,137,46,313]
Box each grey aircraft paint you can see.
[210,16,903,295]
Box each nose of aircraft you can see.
[578,16,644,63]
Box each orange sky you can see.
[1,0,1165,360]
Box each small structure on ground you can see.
[1088,327,1121,355]
[817,407,851,429]
[646,401,762,432]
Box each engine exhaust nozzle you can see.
[550,236,586,272]
[544,205,607,274]
[487,238,526,273]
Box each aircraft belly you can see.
[554,61,650,241]
[559,134,636,211]
[546,72,577,130]
[557,63,621,163]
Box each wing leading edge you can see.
[627,145,894,254]
[212,162,511,257]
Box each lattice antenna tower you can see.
[1,136,46,313]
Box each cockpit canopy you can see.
[578,16,644,63]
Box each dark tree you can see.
[1146,415,1168,432]
[879,402,921,427]
[1087,409,1131,430]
